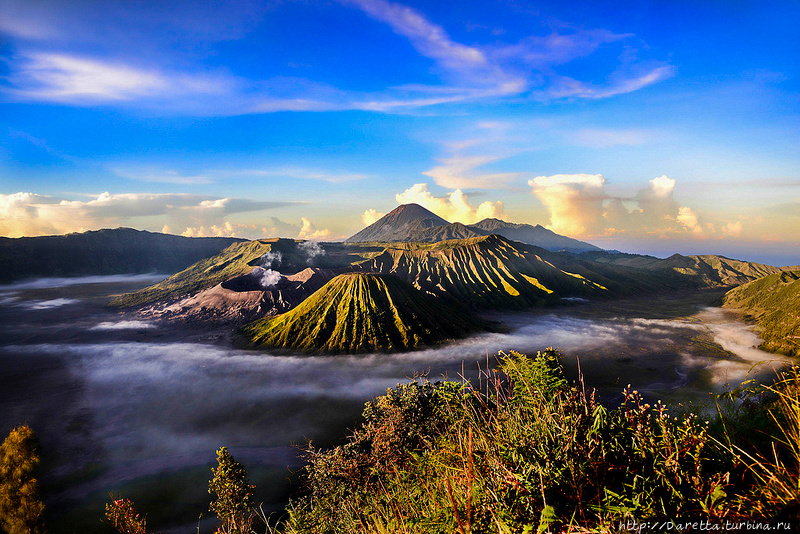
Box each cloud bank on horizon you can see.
[0,0,798,263]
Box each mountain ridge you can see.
[345,204,601,253]
[0,227,243,283]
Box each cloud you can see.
[529,174,741,240]
[113,166,215,185]
[361,209,386,226]
[247,167,371,183]
[423,154,522,189]
[395,183,504,224]
[0,1,672,114]
[298,217,334,240]
[5,53,231,104]
[0,191,292,238]
[529,174,606,235]
[544,65,675,100]
[722,221,744,238]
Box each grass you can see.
[723,270,800,357]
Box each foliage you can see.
[104,496,147,534]
[209,447,257,534]
[282,349,739,533]
[0,425,46,534]
[731,366,800,520]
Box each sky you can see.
[1,0,798,265]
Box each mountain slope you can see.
[353,235,610,309]
[139,267,336,324]
[347,204,448,242]
[723,270,800,357]
[242,273,485,353]
[346,205,601,253]
[470,218,602,253]
[581,251,790,287]
[109,238,328,308]
[0,228,242,283]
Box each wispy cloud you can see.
[246,167,371,183]
[0,1,673,114]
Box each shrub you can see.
[282,349,738,533]
[104,497,147,534]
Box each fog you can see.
[0,276,791,532]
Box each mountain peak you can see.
[346,204,448,242]
[384,203,447,224]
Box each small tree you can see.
[209,447,256,534]
[104,496,147,534]
[0,425,46,534]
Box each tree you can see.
[0,425,46,534]
[208,447,256,534]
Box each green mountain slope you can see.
[723,270,800,357]
[353,234,610,309]
[0,228,242,283]
[242,273,485,353]
[109,238,327,308]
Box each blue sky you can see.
[1,0,798,264]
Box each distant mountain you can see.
[0,228,243,284]
[470,219,602,254]
[723,270,800,357]
[346,204,601,253]
[241,273,485,353]
[347,204,448,242]
[353,234,610,309]
[580,251,790,287]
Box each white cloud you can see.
[543,65,674,100]
[530,174,740,240]
[361,208,386,226]
[722,221,744,238]
[0,2,672,114]
[423,154,522,189]
[347,0,489,76]
[0,191,291,238]
[7,53,207,102]
[395,183,504,224]
[298,217,333,240]
[529,174,607,235]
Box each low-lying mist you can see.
[0,275,790,532]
